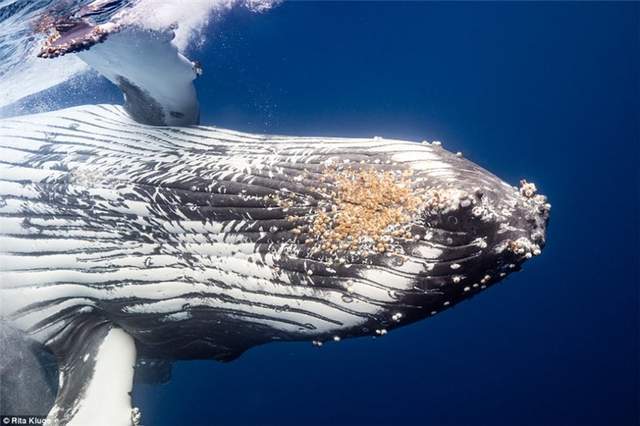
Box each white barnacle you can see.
[474,238,488,249]
[519,180,537,198]
[131,407,142,426]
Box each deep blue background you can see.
[136,3,639,425]
[20,2,640,425]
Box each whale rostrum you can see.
[0,104,549,425]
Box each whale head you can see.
[256,146,551,339]
[0,106,550,423]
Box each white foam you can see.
[124,0,279,50]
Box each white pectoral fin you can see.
[76,27,200,127]
[38,3,200,126]
[47,319,138,426]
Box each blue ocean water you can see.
[5,2,639,425]
[130,3,638,425]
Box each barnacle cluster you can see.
[422,188,471,214]
[35,13,118,59]
[506,236,542,258]
[275,166,427,261]
[519,179,538,198]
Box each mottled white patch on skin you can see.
[410,245,444,259]
[358,269,415,290]
[160,311,192,322]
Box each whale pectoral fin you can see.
[46,317,138,426]
[37,2,200,126]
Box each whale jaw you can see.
[0,104,549,422]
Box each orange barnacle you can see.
[275,164,426,260]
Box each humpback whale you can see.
[0,3,550,425]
